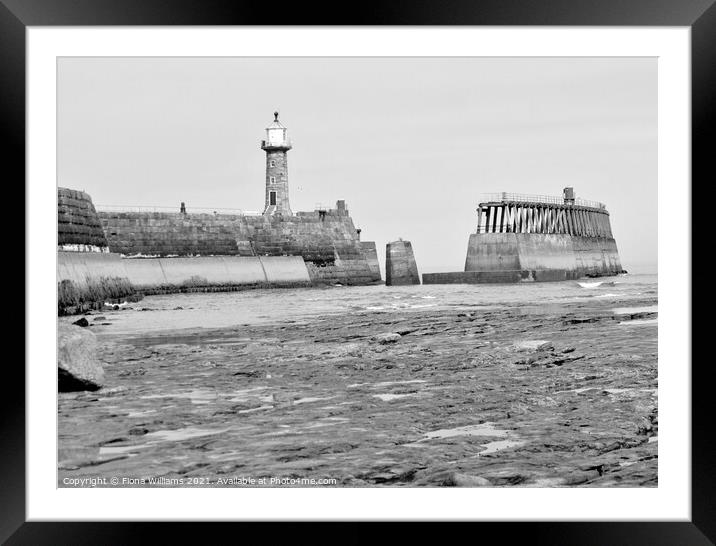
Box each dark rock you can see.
[58,323,104,391]
[232,370,263,377]
[72,318,89,327]
[563,317,600,325]
[117,369,146,377]
[93,316,107,321]
[445,473,492,487]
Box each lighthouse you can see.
[261,112,293,216]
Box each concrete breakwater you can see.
[423,189,623,284]
[59,251,313,297]
[423,233,622,284]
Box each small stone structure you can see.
[385,240,420,286]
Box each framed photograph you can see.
[9,0,710,543]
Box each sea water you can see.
[91,273,657,336]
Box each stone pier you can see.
[386,240,420,286]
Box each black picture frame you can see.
[7,1,709,543]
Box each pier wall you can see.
[572,236,622,278]
[461,233,579,281]
[59,252,312,294]
[98,203,377,285]
[122,256,311,290]
[98,212,244,256]
[424,232,622,284]
[58,251,127,288]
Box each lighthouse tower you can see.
[261,112,293,216]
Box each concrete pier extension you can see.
[386,240,420,286]
[422,189,623,284]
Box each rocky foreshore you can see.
[58,293,657,487]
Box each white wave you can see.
[612,305,658,314]
[618,318,658,326]
[577,281,617,288]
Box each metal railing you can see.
[260,138,292,149]
[480,192,606,209]
[96,205,263,215]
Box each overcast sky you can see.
[58,57,657,274]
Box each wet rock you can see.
[525,477,567,487]
[372,333,402,344]
[117,369,146,377]
[57,323,104,392]
[514,340,552,351]
[563,469,601,485]
[72,317,89,327]
[57,291,658,488]
[232,370,263,378]
[100,386,127,396]
[129,427,149,436]
[273,392,294,407]
[446,473,492,487]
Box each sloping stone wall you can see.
[360,241,382,283]
[58,252,312,296]
[58,187,108,249]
